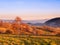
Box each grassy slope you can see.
[0,34,60,45]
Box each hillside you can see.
[0,17,60,36]
[45,17,60,27]
[0,34,60,45]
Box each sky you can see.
[0,0,60,20]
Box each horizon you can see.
[0,17,60,21]
[0,0,60,20]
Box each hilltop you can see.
[45,17,60,27]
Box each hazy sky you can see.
[0,0,60,20]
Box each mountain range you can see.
[1,17,60,27]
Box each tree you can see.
[5,30,12,34]
[0,20,3,27]
[2,22,12,29]
[15,16,22,23]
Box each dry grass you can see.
[0,34,60,45]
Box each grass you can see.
[0,34,60,45]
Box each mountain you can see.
[22,19,48,23]
[45,17,60,27]
[1,19,47,23]
[1,19,48,26]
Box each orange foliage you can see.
[15,16,22,22]
[0,20,3,27]
[0,17,60,35]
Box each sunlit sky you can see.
[0,0,60,20]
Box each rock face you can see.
[45,17,60,27]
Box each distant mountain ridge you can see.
[1,17,60,27]
[1,19,48,23]
[0,19,47,26]
[45,17,60,27]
